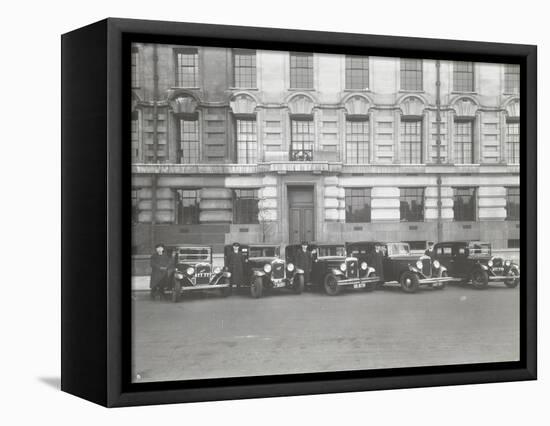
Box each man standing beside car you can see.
[149,243,173,300]
[372,244,385,284]
[295,241,313,285]
[227,242,245,289]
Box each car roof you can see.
[435,241,490,246]
[169,245,211,249]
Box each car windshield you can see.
[249,246,280,258]
[177,248,210,262]
[385,243,411,256]
[468,242,491,256]
[316,246,346,257]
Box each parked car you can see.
[167,245,231,302]
[346,241,454,293]
[431,241,520,289]
[224,244,304,298]
[286,243,379,296]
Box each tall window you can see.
[236,118,257,163]
[346,118,369,163]
[400,119,423,164]
[131,111,139,161]
[504,64,520,94]
[175,189,200,224]
[131,47,139,88]
[178,116,200,163]
[233,189,259,224]
[345,188,371,223]
[234,49,256,88]
[453,187,477,221]
[290,118,314,161]
[131,189,140,223]
[506,120,520,164]
[175,48,199,87]
[400,59,423,91]
[506,187,520,220]
[453,62,474,92]
[345,56,369,90]
[290,52,313,89]
[400,188,424,222]
[454,120,474,164]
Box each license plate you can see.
[273,280,285,288]
[353,283,366,289]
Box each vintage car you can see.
[223,244,304,298]
[431,241,520,289]
[168,245,231,302]
[286,243,379,296]
[346,241,454,293]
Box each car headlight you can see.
[505,260,511,267]
[360,262,368,270]
[175,272,184,280]
[340,263,347,272]
[186,267,195,275]
[213,267,221,274]
[488,260,493,267]
[287,263,295,272]
[264,264,272,273]
[416,260,423,269]
[433,260,440,269]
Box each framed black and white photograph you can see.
[61,18,537,407]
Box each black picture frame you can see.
[61,17,537,407]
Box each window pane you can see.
[400,119,423,164]
[346,119,369,163]
[454,120,474,164]
[504,64,520,94]
[345,56,369,90]
[131,112,139,161]
[400,59,422,91]
[453,61,474,92]
[131,189,140,223]
[179,117,200,163]
[453,187,477,221]
[290,119,314,161]
[290,53,313,89]
[236,118,257,163]
[131,48,139,88]
[506,121,520,164]
[233,189,259,224]
[176,48,198,87]
[175,189,200,224]
[345,188,371,223]
[234,49,256,88]
[400,187,424,221]
[506,187,520,220]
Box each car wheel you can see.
[324,274,341,296]
[250,276,263,298]
[504,269,519,288]
[471,269,489,289]
[365,280,376,292]
[172,281,181,303]
[400,271,419,293]
[293,274,304,294]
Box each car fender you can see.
[366,266,376,277]
[476,263,489,271]
[329,268,346,277]
[253,270,266,277]
[175,275,193,286]
[408,265,421,275]
[294,268,304,274]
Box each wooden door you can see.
[288,187,314,244]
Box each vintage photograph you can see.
[130,43,520,383]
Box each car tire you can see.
[250,276,263,298]
[400,271,420,293]
[471,269,489,289]
[172,281,181,303]
[324,274,341,296]
[365,280,376,292]
[504,269,519,288]
[293,274,304,294]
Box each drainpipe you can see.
[150,45,159,247]
[435,60,443,242]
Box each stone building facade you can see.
[131,43,520,256]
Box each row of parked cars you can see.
[162,240,520,302]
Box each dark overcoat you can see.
[227,251,245,287]
[370,251,385,282]
[149,252,172,290]
[295,249,313,284]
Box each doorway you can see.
[288,186,315,244]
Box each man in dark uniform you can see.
[371,243,385,284]
[295,241,313,285]
[227,242,245,289]
[149,243,173,300]
[424,241,435,257]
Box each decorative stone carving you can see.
[453,98,478,118]
[169,95,198,115]
[230,94,257,115]
[344,96,370,116]
[288,95,314,115]
[506,100,520,119]
[400,97,424,117]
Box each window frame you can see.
[290,116,314,161]
[453,187,477,222]
[345,187,372,223]
[345,117,370,164]
[289,52,314,89]
[174,188,201,225]
[177,114,201,164]
[399,187,425,222]
[131,46,139,88]
[504,64,520,94]
[174,47,199,88]
[453,61,475,92]
[233,189,260,224]
[345,55,369,90]
[400,117,423,164]
[233,49,257,88]
[235,116,258,164]
[506,186,520,221]
[400,58,423,91]
[506,119,520,164]
[453,118,475,164]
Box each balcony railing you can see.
[289,149,314,161]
